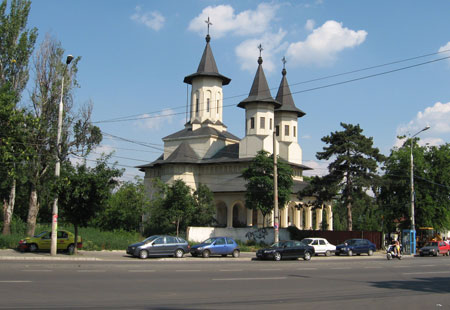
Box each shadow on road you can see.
[370,277,450,294]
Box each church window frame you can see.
[195,98,199,114]
[285,125,289,136]
[207,98,210,112]
[276,125,279,136]
[250,117,255,129]
[294,126,296,137]
[260,117,265,129]
[270,118,272,130]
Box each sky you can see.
[25,0,450,181]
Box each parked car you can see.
[190,237,240,258]
[419,241,450,256]
[256,240,315,261]
[18,230,82,254]
[301,238,336,256]
[127,235,190,259]
[335,239,376,256]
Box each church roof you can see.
[183,35,231,86]
[275,68,305,117]
[238,56,281,109]
[163,126,240,142]
[165,142,199,163]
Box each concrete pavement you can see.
[0,248,398,262]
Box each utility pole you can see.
[51,55,73,256]
[273,132,279,243]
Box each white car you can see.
[301,238,336,256]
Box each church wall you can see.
[278,141,303,166]
[191,77,224,123]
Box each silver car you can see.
[127,235,190,259]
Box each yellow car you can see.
[18,230,82,254]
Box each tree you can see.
[380,141,450,231]
[316,123,385,231]
[191,183,216,227]
[25,35,101,236]
[93,177,150,232]
[0,0,37,235]
[57,157,122,254]
[242,150,293,226]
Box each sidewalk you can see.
[0,248,397,262]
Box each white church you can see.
[137,31,333,235]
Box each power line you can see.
[93,49,450,124]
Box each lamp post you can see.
[51,55,74,256]
[409,125,430,254]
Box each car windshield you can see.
[301,239,313,245]
[344,239,357,245]
[270,241,287,248]
[143,236,159,243]
[425,242,438,247]
[202,238,217,244]
[33,231,48,238]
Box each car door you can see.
[57,231,69,250]
[212,238,226,255]
[317,240,327,254]
[150,237,166,255]
[39,232,52,250]
[165,236,178,254]
[225,238,235,254]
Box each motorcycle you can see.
[386,244,402,260]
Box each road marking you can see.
[175,270,201,272]
[24,269,52,272]
[264,268,282,271]
[128,270,155,273]
[420,264,436,267]
[297,268,317,270]
[403,271,450,275]
[0,281,32,283]
[219,269,243,272]
[77,270,106,273]
[364,267,382,269]
[212,277,287,281]
[331,267,351,270]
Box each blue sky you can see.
[26,0,450,181]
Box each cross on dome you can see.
[205,17,212,35]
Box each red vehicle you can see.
[419,241,450,256]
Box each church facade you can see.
[137,33,333,231]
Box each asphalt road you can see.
[1,252,450,309]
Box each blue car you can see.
[190,237,240,258]
[335,238,376,256]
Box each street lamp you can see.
[409,125,430,254]
[51,55,74,256]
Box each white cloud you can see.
[438,42,450,65]
[286,20,367,66]
[395,101,450,147]
[188,3,278,38]
[131,6,165,31]
[135,109,175,130]
[305,19,315,31]
[235,29,288,74]
[303,160,329,177]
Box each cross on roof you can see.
[282,56,287,69]
[205,17,212,35]
[258,44,263,57]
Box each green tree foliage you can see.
[0,0,36,235]
[242,150,293,225]
[57,157,122,254]
[316,123,385,231]
[93,177,150,232]
[380,141,450,231]
[0,0,37,94]
[146,179,216,236]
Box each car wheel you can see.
[303,251,311,261]
[174,249,184,258]
[232,250,240,258]
[325,250,331,257]
[29,243,38,252]
[348,250,353,256]
[368,249,374,256]
[67,244,75,255]
[139,249,149,259]
[434,252,438,257]
[273,251,282,261]
[191,253,198,257]
[202,250,210,258]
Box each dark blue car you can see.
[335,238,376,256]
[190,237,240,258]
